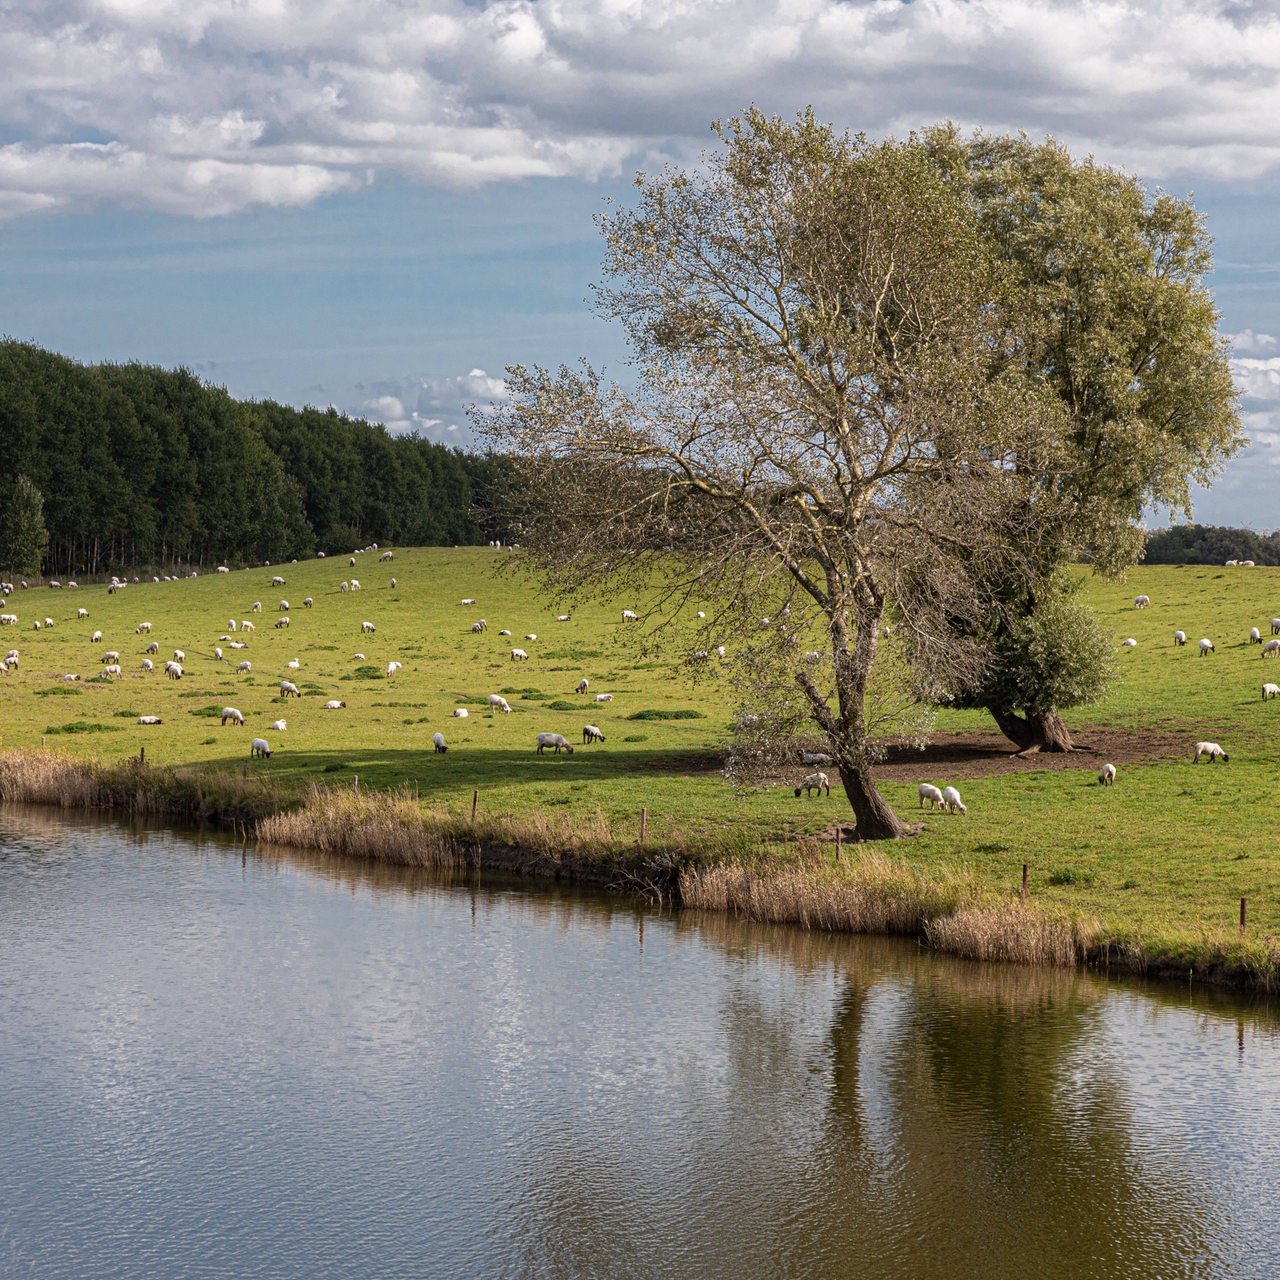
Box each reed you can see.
[926,898,1102,967]
[0,749,100,808]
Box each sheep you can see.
[696,610,706,619]
[99,663,122,680]
[173,649,185,662]
[229,619,237,631]
[236,660,252,673]
[275,617,290,629]
[387,661,402,678]
[1251,626,1263,644]
[323,700,346,710]
[1173,630,1186,646]
[576,678,589,695]
[42,617,53,628]
[1192,741,1229,763]
[141,658,154,672]
[271,575,286,587]
[536,732,574,754]
[361,621,375,633]
[280,680,301,697]
[353,653,365,660]
[795,772,831,798]
[1243,559,1256,567]
[136,621,152,634]
[286,658,300,669]
[1122,638,1137,648]
[453,708,469,718]
[240,621,255,632]
[1198,638,1215,656]
[942,785,967,815]
[270,719,287,731]
[303,597,313,609]
[349,579,361,591]
[165,661,183,679]
[350,557,358,567]
[252,602,262,613]
[278,599,290,612]
[136,715,162,725]
[1099,763,1117,785]
[556,614,571,622]
[77,608,88,619]
[31,620,41,631]
[1133,595,1150,609]
[471,620,487,633]
[582,724,606,744]
[213,646,223,661]
[918,783,945,809]
[250,737,271,759]
[488,694,512,714]
[340,581,349,592]
[379,550,394,562]
[524,633,537,641]
[229,640,247,649]
[217,565,230,573]
[498,629,512,636]
[801,751,833,767]
[1264,683,1280,701]
[459,598,477,606]
[1265,640,1280,658]
[389,578,396,588]
[593,692,613,703]
[101,650,120,664]
[433,732,448,753]
[221,707,245,726]
[91,629,103,643]
[510,648,529,660]
[621,609,638,621]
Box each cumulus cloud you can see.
[3,0,1280,220]
[350,367,507,442]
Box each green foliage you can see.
[1144,524,1280,566]
[0,475,48,577]
[44,722,122,735]
[627,709,706,721]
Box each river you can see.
[1,806,1277,1279]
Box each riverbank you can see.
[4,747,1276,994]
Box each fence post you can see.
[353,774,359,796]
[471,788,479,824]
[1021,863,1029,901]
[1240,896,1248,938]
[835,825,843,861]
[139,746,145,767]
[639,807,647,844]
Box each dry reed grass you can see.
[0,749,100,808]
[926,898,1102,968]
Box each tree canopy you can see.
[0,474,48,578]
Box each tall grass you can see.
[926,898,1101,967]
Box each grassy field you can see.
[3,550,1280,965]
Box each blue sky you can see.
[3,0,1280,527]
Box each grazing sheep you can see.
[1264,683,1280,701]
[141,658,154,672]
[524,633,537,641]
[252,602,262,613]
[271,575,286,587]
[91,630,103,642]
[389,578,396,588]
[795,772,831,798]
[1133,595,1150,609]
[236,660,251,673]
[165,661,183,679]
[221,707,245,726]
[801,752,833,767]
[303,597,313,608]
[353,653,365,660]
[31,620,41,631]
[250,737,271,758]
[360,621,375,633]
[280,680,301,697]
[498,629,511,636]
[136,715,162,725]
[323,700,346,710]
[1173,630,1186,646]
[1251,626,1263,644]
[270,720,287,731]
[39,618,53,629]
[278,599,289,611]
[349,580,361,591]
[582,724,606,744]
[99,663,122,680]
[275,617,290,629]
[77,608,88,619]
[536,732,574,754]
[350,557,357,566]
[286,659,300,669]
[488,694,512,714]
[145,640,159,654]
[1098,763,1116,785]
[1192,741,1229,763]
[621,609,638,621]
[101,650,120,664]
[432,732,447,753]
[1273,618,1280,636]
[453,708,469,718]
[576,678,589,695]
[136,621,152,634]
[594,692,613,703]
[471,620,487,633]
[1264,639,1280,658]
[229,619,238,631]
[172,649,185,662]
[240,621,255,632]
[1122,638,1137,648]
[1198,638,1215,656]
[380,550,394,561]
[217,565,230,573]
[340,581,349,593]
[510,648,529,660]
[918,782,945,809]
[387,661,402,678]
[942,785,967,815]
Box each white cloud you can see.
[1231,329,1280,356]
[3,0,1280,220]
[353,367,507,442]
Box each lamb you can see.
[136,622,152,634]
[252,602,262,613]
[323,700,346,710]
[213,647,223,661]
[240,621,255,632]
[576,678,589,695]
[453,708,469,718]
[1273,619,1280,636]
[278,599,290,612]
[524,633,537,641]
[556,614,571,622]
[350,557,357,566]
[1198,638,1215,655]
[795,772,831,798]
[379,550,394,561]
[229,640,247,649]
[459,598,477,606]
[229,619,237,631]
[582,724,606,744]
[918,782,945,809]
[349,579,361,591]
[471,620,487,633]
[1122,638,1137,648]
[387,661,402,677]
[1251,627,1263,644]
[286,659,300,669]
[340,581,349,593]
[1192,741,1229,763]
[303,597,313,609]
[1264,683,1280,700]
[141,658,153,672]
[488,694,512,714]
[1098,763,1117,785]
[942,785,968,815]
[360,620,375,633]
[165,661,183,679]
[352,652,365,660]
[235,660,251,673]
[250,737,271,758]
[221,707,245,726]
[217,565,230,573]
[280,680,301,697]
[136,715,162,725]
[801,752,833,767]
[1133,595,1150,609]
[77,608,88,619]
[270,720,287,732]
[510,648,529,660]
[621,609,638,621]
[42,617,53,628]
[536,732,574,754]
[91,629,103,642]
[498,629,511,636]
[173,649,185,662]
[101,650,120,664]
[1264,639,1280,658]
[433,732,447,753]
[99,663,122,679]
[275,617,290,629]
[1173,630,1186,646]
[593,692,613,703]
[271,575,286,586]
[389,578,396,588]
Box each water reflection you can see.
[1,805,1277,1280]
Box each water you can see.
[1,806,1278,1280]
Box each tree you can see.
[924,128,1243,751]
[0,474,49,577]
[478,110,1062,839]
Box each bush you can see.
[44,722,122,735]
[627,709,706,721]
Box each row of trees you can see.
[481,109,1242,838]
[0,343,516,577]
[1144,524,1280,566]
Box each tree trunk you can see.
[989,706,1075,753]
[837,752,908,839]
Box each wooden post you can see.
[639,807,647,844]
[1021,863,1029,901]
[242,759,248,779]
[835,825,843,861]
[471,788,479,823]
[353,774,359,795]
[1240,896,1247,938]
[41,735,45,749]
[139,746,145,767]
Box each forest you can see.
[0,340,515,576]
[1142,524,1280,566]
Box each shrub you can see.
[627,709,706,721]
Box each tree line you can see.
[1144,524,1280,566]
[0,340,516,577]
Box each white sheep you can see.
[77,608,88,619]
[536,732,574,754]
[357,620,375,634]
[593,692,613,703]
[1264,639,1280,658]
[340,581,349,592]
[1173,630,1186,646]
[303,597,313,609]
[380,550,394,561]
[387,661,402,677]
[250,737,271,758]
[252,601,262,613]
[271,719,287,732]
[453,707,469,718]
[471,620,487,633]
[1272,619,1280,636]
[101,650,120,664]
[217,565,229,573]
[942,785,967,815]
[323,700,346,710]
[1192,741,1229,763]
[350,556,357,567]
[136,621,152,634]
[165,661,183,679]
[1264,683,1280,701]
[136,715,162,725]
[1251,626,1263,644]
[576,678,589,695]
[240,621,255,632]
[795,771,831,798]
[582,724,605,744]
[236,660,252,673]
[141,658,154,672]
[99,663,122,680]
[278,599,289,611]
[696,610,706,619]
[275,617,290,629]
[510,648,529,660]
[1198,638,1215,656]
[1098,763,1116,785]
[221,707,245,726]
[433,731,447,753]
[280,680,301,697]
[1133,595,1150,609]
[229,619,237,631]
[556,614,571,622]
[459,598,477,606]
[621,609,638,621]
[172,649,185,662]
[498,629,512,636]
[801,751,833,767]
[286,658,300,669]
[1122,638,1137,648]
[389,578,396,588]
[229,641,247,650]
[352,653,365,660]
[488,694,512,714]
[91,629,103,643]
[146,640,159,654]
[271,575,286,587]
[349,579,361,591]
[918,783,944,809]
[524,633,537,641]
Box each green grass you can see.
[4,553,1280,970]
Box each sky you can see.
[3,0,1280,527]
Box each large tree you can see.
[925,128,1243,752]
[0,474,49,578]
[479,110,1063,839]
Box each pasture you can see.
[3,551,1280,952]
